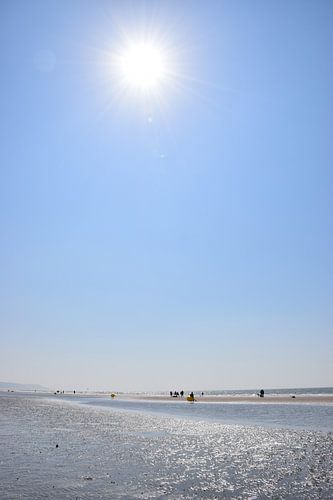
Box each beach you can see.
[2,2,332,496]
[119,393,333,405]
[1,392,332,498]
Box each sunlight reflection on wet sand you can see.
[1,393,332,498]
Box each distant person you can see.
[73,390,76,395]
[170,391,173,397]
[190,391,194,399]
[180,390,184,397]
[201,392,204,397]
[259,389,264,398]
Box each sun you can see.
[98,29,185,106]
[116,41,167,92]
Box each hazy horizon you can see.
[1,1,332,391]
[1,379,333,394]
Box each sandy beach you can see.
[12,390,332,405]
[1,392,332,499]
[119,393,333,404]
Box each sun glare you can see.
[117,41,167,92]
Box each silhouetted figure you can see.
[201,392,204,397]
[73,390,76,395]
[259,389,264,398]
[190,391,194,399]
[170,391,173,397]
[180,390,184,397]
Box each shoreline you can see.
[0,391,333,405]
[1,392,332,498]
[118,394,333,404]
[2,390,333,405]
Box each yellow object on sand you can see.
[187,396,195,402]
[111,393,116,398]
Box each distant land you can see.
[0,381,50,391]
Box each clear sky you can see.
[1,1,332,391]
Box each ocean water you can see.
[0,393,332,499]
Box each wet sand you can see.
[3,390,332,405]
[119,393,333,404]
[1,392,332,499]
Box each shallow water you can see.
[0,393,332,499]
[79,397,333,433]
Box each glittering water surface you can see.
[0,394,332,499]
[81,397,333,433]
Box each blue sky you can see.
[1,1,332,391]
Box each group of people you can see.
[170,390,184,397]
[170,391,204,398]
